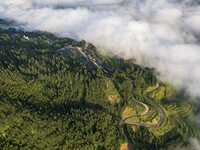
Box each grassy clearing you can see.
[122,107,140,128]
[147,83,174,102]
[154,86,165,101]
[140,107,158,123]
[146,85,158,93]
[149,116,175,137]
[104,78,121,103]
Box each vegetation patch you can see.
[0,28,198,150]
[120,143,128,150]
[108,95,120,103]
[104,78,121,103]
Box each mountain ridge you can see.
[0,27,197,150]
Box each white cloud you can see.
[175,138,200,150]
[1,0,200,98]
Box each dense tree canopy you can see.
[0,28,195,150]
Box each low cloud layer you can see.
[174,138,200,150]
[1,0,200,98]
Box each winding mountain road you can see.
[58,46,165,149]
[120,99,150,125]
[121,80,165,149]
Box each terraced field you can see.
[147,85,194,137]
[121,82,195,149]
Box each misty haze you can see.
[0,0,200,150]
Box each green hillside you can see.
[0,28,198,150]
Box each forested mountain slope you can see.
[0,28,196,150]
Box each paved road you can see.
[121,81,165,127]
[121,80,165,149]
[121,99,150,125]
